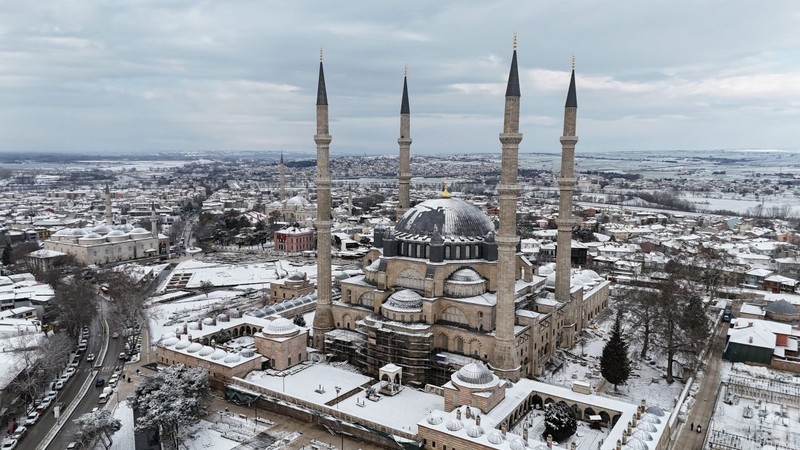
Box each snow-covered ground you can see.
[159,258,319,292]
[0,333,46,390]
[247,363,372,405]
[147,290,243,344]
[510,407,606,450]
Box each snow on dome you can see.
[449,268,483,282]
[287,271,306,281]
[366,259,381,271]
[53,229,72,236]
[509,437,528,450]
[217,314,229,322]
[129,227,149,234]
[636,422,658,432]
[631,429,653,441]
[645,405,665,417]
[186,342,203,353]
[162,332,176,339]
[265,317,298,335]
[285,195,310,206]
[622,436,649,450]
[106,229,127,237]
[487,431,505,445]
[162,337,180,347]
[765,299,799,315]
[187,322,200,330]
[241,349,255,358]
[545,271,557,288]
[210,349,227,360]
[70,228,88,236]
[445,418,464,431]
[395,198,495,238]
[426,414,443,425]
[466,425,484,438]
[174,340,191,350]
[202,318,214,325]
[198,346,215,356]
[386,289,423,310]
[639,413,661,424]
[537,263,555,277]
[223,354,241,364]
[91,225,112,234]
[456,362,494,385]
[83,232,103,239]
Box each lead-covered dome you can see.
[384,289,423,311]
[264,317,298,335]
[395,198,494,238]
[455,362,495,386]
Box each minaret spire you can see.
[279,151,286,202]
[104,183,112,225]
[150,202,158,238]
[490,36,523,381]
[555,57,580,348]
[397,66,412,219]
[312,52,334,350]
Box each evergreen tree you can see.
[1,241,11,266]
[601,311,631,391]
[293,314,306,327]
[543,402,577,442]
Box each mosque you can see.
[312,43,611,387]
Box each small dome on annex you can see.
[454,362,496,386]
[262,317,299,336]
[395,197,494,240]
[765,299,800,322]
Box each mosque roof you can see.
[395,198,494,239]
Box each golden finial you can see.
[513,33,517,50]
[441,178,451,199]
[571,55,576,70]
[320,47,324,62]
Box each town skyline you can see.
[1,1,799,155]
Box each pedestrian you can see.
[690,422,694,431]
[697,425,701,433]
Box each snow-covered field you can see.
[147,290,243,343]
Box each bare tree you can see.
[99,269,150,354]
[616,286,658,359]
[3,333,72,417]
[53,279,99,338]
[73,409,122,449]
[199,280,215,298]
[167,219,186,247]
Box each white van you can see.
[98,387,113,404]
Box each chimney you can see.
[466,406,472,419]
[188,334,192,341]
[475,415,481,426]
[183,323,188,334]
[632,415,638,427]
[501,423,507,436]
[212,316,217,325]
[622,433,628,445]
[616,440,622,450]
[641,399,647,409]
[749,336,753,343]
[570,443,577,450]
[456,409,461,420]
[198,321,202,330]
[523,427,528,442]
[211,339,216,349]
[546,434,553,448]
[627,421,632,435]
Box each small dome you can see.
[162,337,180,347]
[466,425,484,438]
[487,430,505,445]
[241,349,255,358]
[174,340,191,350]
[162,332,176,339]
[631,429,653,441]
[765,299,798,315]
[623,436,649,450]
[186,342,203,353]
[210,349,227,360]
[71,228,88,236]
[202,318,214,325]
[217,314,228,322]
[91,225,112,234]
[53,229,72,236]
[636,422,658,432]
[456,362,494,385]
[385,289,423,311]
[287,271,306,281]
[223,354,241,364]
[130,227,149,234]
[445,419,463,431]
[537,264,555,277]
[187,322,200,330]
[265,318,298,335]
[198,346,215,356]
[640,413,661,424]
[449,268,483,282]
[510,438,527,450]
[83,232,103,239]
[107,229,126,237]
[426,414,443,425]
[645,406,665,417]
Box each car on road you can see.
[111,332,119,339]
[37,397,52,412]
[64,367,76,378]
[1,438,18,450]
[10,426,27,440]
[66,442,77,449]
[44,390,57,401]
[23,411,38,426]
[69,360,79,369]
[54,380,64,390]
[118,352,128,360]
[95,378,105,388]
[86,353,95,362]
[109,376,118,387]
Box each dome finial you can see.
[513,32,517,50]
[441,178,451,198]
[320,47,323,62]
[572,55,576,70]
[404,64,408,77]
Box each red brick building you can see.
[274,226,315,252]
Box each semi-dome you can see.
[449,268,483,283]
[395,198,494,238]
[198,346,215,356]
[466,425,484,438]
[445,419,463,431]
[186,342,203,353]
[456,362,494,385]
[385,289,423,311]
[487,430,505,445]
[265,317,298,335]
[426,414,443,425]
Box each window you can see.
[288,356,292,366]
[441,307,468,325]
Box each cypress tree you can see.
[601,311,631,392]
[1,241,11,266]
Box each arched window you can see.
[441,307,469,326]
[465,245,470,259]
[396,269,424,290]
[416,244,422,258]
[445,246,451,259]
[425,246,430,258]
[455,246,461,259]
[358,293,374,308]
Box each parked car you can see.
[86,353,95,362]
[37,397,52,412]
[118,352,128,361]
[64,367,76,378]
[54,380,64,390]
[1,438,18,450]
[108,376,118,387]
[66,442,77,449]
[10,426,27,440]
[111,332,119,339]
[69,360,79,369]
[23,411,39,426]
[44,390,57,401]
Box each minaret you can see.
[312,50,335,350]
[396,66,412,220]
[555,58,579,305]
[490,35,522,381]
[279,152,286,202]
[150,203,158,238]
[104,184,112,225]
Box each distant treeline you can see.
[285,160,316,168]
[634,191,696,211]
[585,171,642,181]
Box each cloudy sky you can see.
[1,1,799,155]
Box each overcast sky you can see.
[1,1,799,156]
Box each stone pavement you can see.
[672,321,729,450]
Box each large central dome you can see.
[395,198,494,238]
